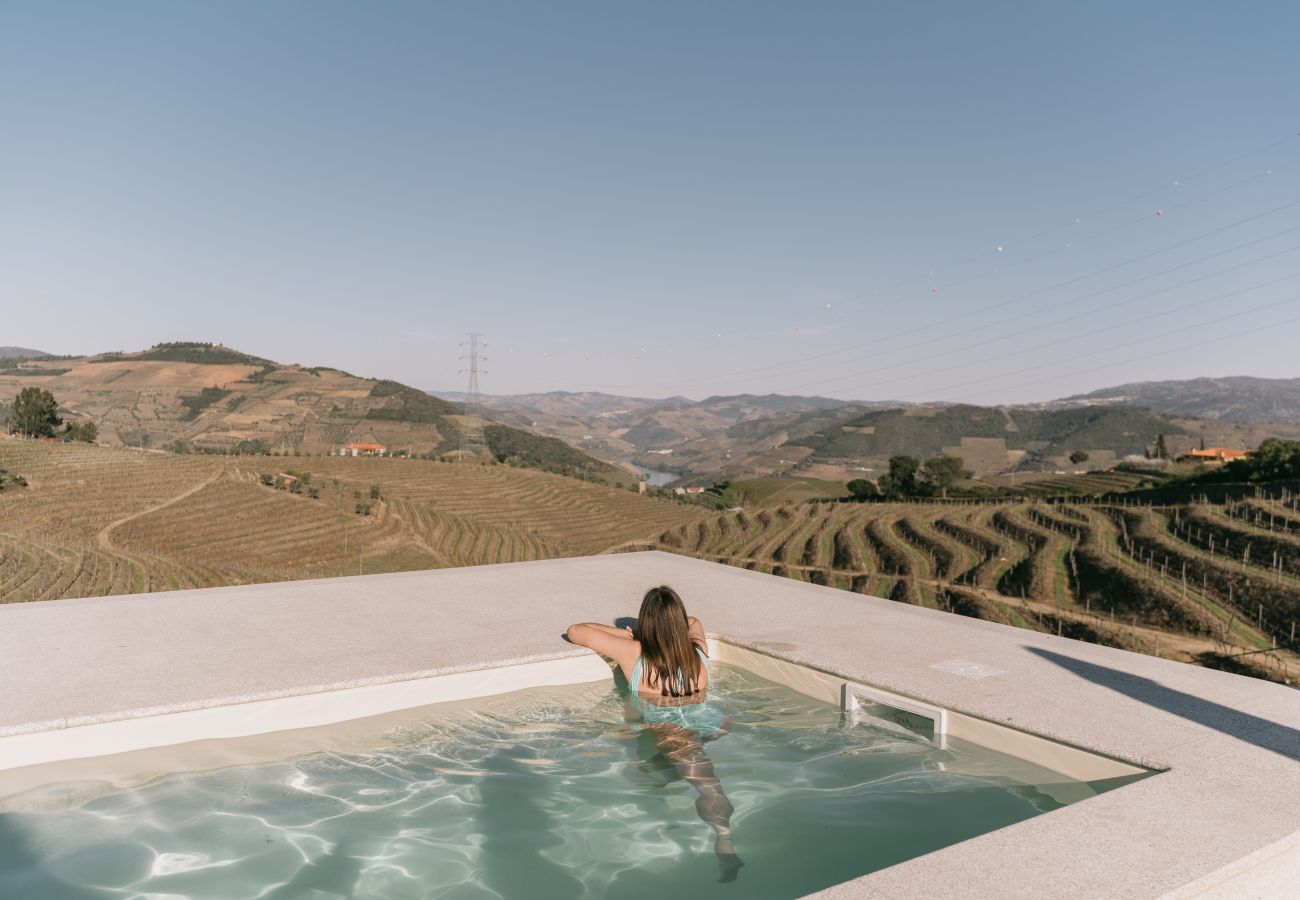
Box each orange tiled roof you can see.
[1184,448,1248,459]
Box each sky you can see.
[3,1,1300,403]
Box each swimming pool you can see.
[0,662,1149,899]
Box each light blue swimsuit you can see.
[629,646,725,738]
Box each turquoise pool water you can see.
[0,665,1138,898]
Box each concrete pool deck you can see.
[0,550,1296,897]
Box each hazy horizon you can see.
[4,2,1299,403]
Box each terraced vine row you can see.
[657,498,1300,683]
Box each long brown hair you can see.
[636,585,703,696]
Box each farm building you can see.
[340,442,386,457]
[1178,447,1248,463]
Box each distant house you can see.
[1179,447,1249,464]
[341,442,386,457]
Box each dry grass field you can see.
[654,495,1300,683]
[0,439,707,601]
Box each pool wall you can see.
[0,638,1145,806]
[0,551,1296,898]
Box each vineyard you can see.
[655,494,1300,684]
[6,439,1300,684]
[0,441,708,602]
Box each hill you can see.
[0,440,706,603]
[437,384,1300,485]
[1053,376,1300,423]
[0,342,631,485]
[0,347,50,360]
[434,389,686,418]
[778,404,1300,480]
[443,389,883,477]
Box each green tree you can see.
[63,420,98,443]
[920,455,965,498]
[1245,438,1300,480]
[877,455,920,498]
[7,387,61,437]
[845,478,879,501]
[1068,450,1090,465]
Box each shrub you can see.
[370,484,381,500]
[259,473,274,487]
[179,386,231,421]
[232,439,270,455]
[355,502,371,516]
[846,478,879,500]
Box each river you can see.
[635,467,680,486]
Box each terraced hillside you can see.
[656,496,1300,683]
[0,440,707,602]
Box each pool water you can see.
[0,665,1138,899]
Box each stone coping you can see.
[1,551,1297,897]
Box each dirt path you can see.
[97,465,227,553]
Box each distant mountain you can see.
[777,403,1300,479]
[426,389,879,473]
[431,390,684,418]
[429,390,849,419]
[697,393,852,414]
[0,342,631,485]
[0,347,51,359]
[1053,377,1300,422]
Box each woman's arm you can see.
[578,622,636,639]
[566,623,639,673]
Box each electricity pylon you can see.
[458,333,487,460]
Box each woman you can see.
[567,585,743,882]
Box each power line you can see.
[903,152,1300,303]
[605,196,1300,393]
[782,245,1300,393]
[941,309,1300,406]
[871,132,1300,297]
[707,224,1300,392]
[590,133,1300,392]
[862,292,1300,403]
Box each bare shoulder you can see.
[687,615,707,648]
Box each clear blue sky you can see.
[3,1,1299,402]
